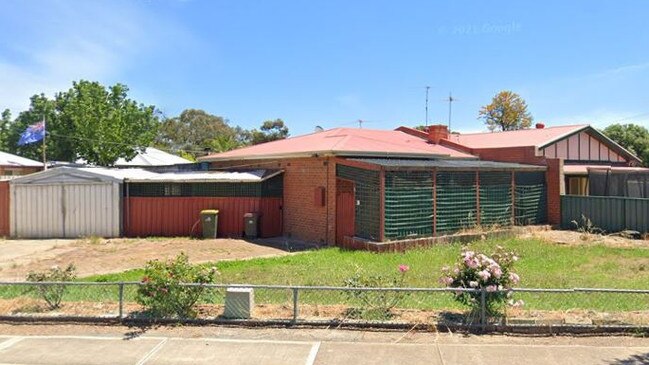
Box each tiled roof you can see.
[200,128,476,161]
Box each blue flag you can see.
[18,121,45,146]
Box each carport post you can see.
[118,282,124,320]
[292,288,299,323]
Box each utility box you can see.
[224,287,254,319]
[200,210,219,238]
[244,212,260,239]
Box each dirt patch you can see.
[2,297,649,327]
[0,237,289,281]
[519,226,649,248]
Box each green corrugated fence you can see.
[561,195,649,233]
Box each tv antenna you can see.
[445,92,457,131]
[425,86,430,126]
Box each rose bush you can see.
[440,246,522,317]
[25,264,77,310]
[343,264,410,320]
[136,253,218,318]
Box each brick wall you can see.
[545,158,564,225]
[470,146,546,165]
[210,157,336,245]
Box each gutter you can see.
[199,150,478,162]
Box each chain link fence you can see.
[0,282,648,331]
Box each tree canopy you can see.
[249,119,289,145]
[155,109,242,157]
[1,82,290,163]
[5,81,159,166]
[603,123,649,166]
[478,91,533,131]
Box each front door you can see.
[335,179,355,245]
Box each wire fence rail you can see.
[1,281,649,331]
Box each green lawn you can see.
[3,237,649,313]
[88,237,649,289]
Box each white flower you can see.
[469,281,479,288]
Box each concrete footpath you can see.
[0,324,648,364]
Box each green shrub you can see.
[343,264,410,320]
[136,253,217,318]
[25,264,77,310]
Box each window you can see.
[567,176,588,195]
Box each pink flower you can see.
[469,281,479,288]
[398,264,410,273]
[490,266,502,279]
[440,276,454,286]
[486,285,497,292]
[509,272,520,284]
[477,270,491,281]
[465,258,479,269]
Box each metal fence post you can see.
[292,287,299,324]
[480,288,486,331]
[118,282,124,321]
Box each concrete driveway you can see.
[0,326,648,364]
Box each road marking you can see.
[305,341,321,365]
[0,337,23,351]
[135,338,168,365]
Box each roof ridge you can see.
[453,124,589,136]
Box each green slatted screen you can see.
[336,165,381,240]
[515,172,547,225]
[479,172,513,227]
[435,171,478,233]
[384,171,433,239]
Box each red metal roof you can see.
[446,125,589,149]
[200,128,475,161]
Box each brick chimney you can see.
[428,124,449,144]
[535,122,545,129]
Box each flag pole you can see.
[42,116,47,170]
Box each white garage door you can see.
[10,183,121,238]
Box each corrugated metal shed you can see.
[10,167,123,238]
[348,158,547,171]
[9,166,285,239]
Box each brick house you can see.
[396,124,644,224]
[199,127,548,245]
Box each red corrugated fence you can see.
[0,181,9,237]
[125,197,283,238]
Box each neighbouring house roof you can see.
[10,166,281,185]
[349,158,546,171]
[114,147,193,167]
[199,128,476,162]
[445,125,589,149]
[444,124,642,164]
[0,151,42,167]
